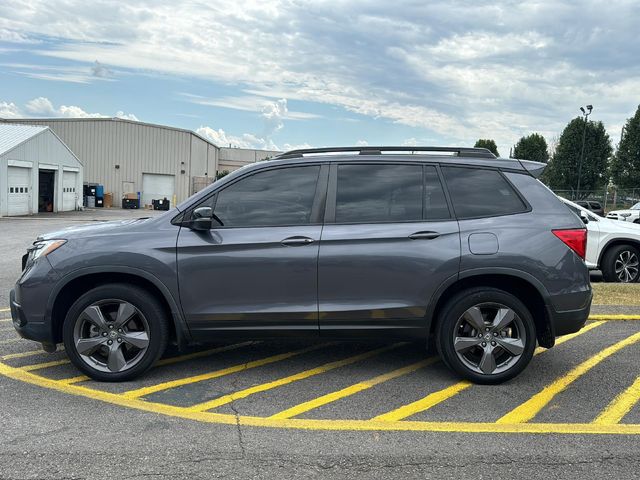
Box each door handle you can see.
[281,236,315,246]
[408,231,440,240]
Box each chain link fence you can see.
[553,188,640,212]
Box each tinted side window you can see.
[424,166,450,220]
[335,164,422,223]
[442,167,527,218]
[213,166,320,227]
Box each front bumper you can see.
[9,258,61,344]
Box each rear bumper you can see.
[547,289,592,337]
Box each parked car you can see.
[10,146,591,385]
[561,198,640,283]
[575,200,604,217]
[606,202,640,223]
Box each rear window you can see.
[441,167,527,218]
[589,202,602,209]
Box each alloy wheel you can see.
[452,303,526,375]
[615,250,639,283]
[72,300,151,373]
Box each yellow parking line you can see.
[0,319,12,323]
[156,342,256,367]
[123,343,333,399]
[1,347,64,360]
[498,330,640,424]
[21,359,70,371]
[270,357,437,420]
[588,314,640,321]
[0,308,10,313]
[186,343,405,413]
[373,380,472,422]
[373,321,606,422]
[1,360,638,434]
[593,376,640,425]
[0,337,30,346]
[53,342,257,385]
[58,375,89,385]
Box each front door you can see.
[177,164,327,335]
[318,163,460,335]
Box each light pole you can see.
[576,104,593,198]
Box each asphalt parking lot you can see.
[1,210,639,479]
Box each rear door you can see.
[318,162,460,336]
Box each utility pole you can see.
[576,105,593,198]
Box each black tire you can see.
[601,244,640,283]
[63,284,169,381]
[436,287,536,385]
[634,218,640,224]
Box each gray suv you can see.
[10,146,592,384]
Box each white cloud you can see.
[90,60,112,78]
[0,101,21,118]
[2,0,639,151]
[4,97,138,121]
[196,126,281,151]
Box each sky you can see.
[1,0,639,156]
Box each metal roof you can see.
[0,123,49,156]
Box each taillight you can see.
[552,229,587,260]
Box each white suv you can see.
[563,198,640,283]
[607,202,640,223]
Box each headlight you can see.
[28,239,67,263]
[620,213,632,218]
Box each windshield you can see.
[632,202,640,210]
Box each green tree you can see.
[474,139,499,157]
[512,133,549,163]
[609,105,640,189]
[544,118,612,196]
[216,169,230,180]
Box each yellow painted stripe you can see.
[123,343,332,399]
[593,376,640,425]
[374,321,606,422]
[498,330,640,424]
[187,343,405,413]
[0,337,31,346]
[271,357,437,420]
[588,314,640,321]
[58,375,89,385]
[0,360,638,434]
[373,380,472,421]
[0,319,12,323]
[156,342,255,367]
[0,308,10,313]
[53,342,256,386]
[21,359,70,371]
[1,348,63,360]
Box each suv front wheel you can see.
[436,287,536,384]
[63,284,169,381]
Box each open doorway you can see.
[38,170,55,213]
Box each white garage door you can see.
[7,166,31,216]
[62,171,78,211]
[142,173,174,207]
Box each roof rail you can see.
[275,146,497,160]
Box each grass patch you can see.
[592,283,640,305]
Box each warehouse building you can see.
[0,118,280,209]
[0,124,83,217]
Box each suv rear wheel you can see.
[436,287,536,384]
[601,244,640,283]
[63,284,169,381]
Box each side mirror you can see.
[580,212,589,225]
[189,206,213,231]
